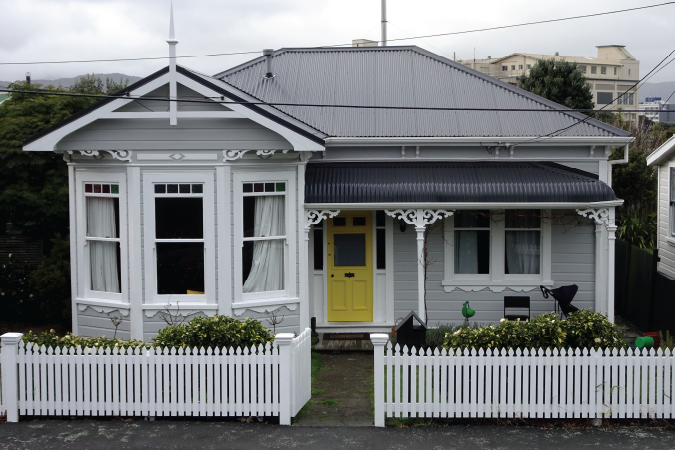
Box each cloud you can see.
[0,0,673,85]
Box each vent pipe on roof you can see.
[263,49,274,78]
[381,0,387,46]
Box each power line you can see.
[511,47,675,146]
[1,2,673,66]
[1,87,673,113]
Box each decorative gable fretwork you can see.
[384,209,454,228]
[67,150,133,162]
[223,149,291,161]
[576,208,611,226]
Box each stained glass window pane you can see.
[276,183,285,192]
[111,185,119,194]
[167,184,178,194]
[179,184,190,194]
[243,183,253,193]
[191,184,203,194]
[94,184,102,193]
[155,184,166,194]
[85,184,93,193]
[102,185,111,194]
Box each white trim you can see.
[231,297,300,312]
[76,172,129,303]
[305,201,624,210]
[24,75,172,151]
[216,166,232,318]
[232,169,297,305]
[24,70,325,153]
[384,214,394,324]
[442,210,553,292]
[297,163,309,329]
[68,165,79,335]
[647,135,675,166]
[325,136,634,147]
[75,297,131,310]
[105,111,243,119]
[142,172,216,304]
[127,166,143,340]
[316,322,392,333]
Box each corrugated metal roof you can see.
[305,161,617,203]
[215,46,630,139]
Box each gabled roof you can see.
[647,135,675,166]
[215,46,631,139]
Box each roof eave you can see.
[304,200,624,209]
[647,135,675,166]
[325,136,634,147]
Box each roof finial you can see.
[167,1,177,43]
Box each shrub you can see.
[0,254,39,323]
[443,310,627,352]
[563,309,626,350]
[151,315,274,351]
[21,329,145,352]
[29,234,72,325]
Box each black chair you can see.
[504,296,530,321]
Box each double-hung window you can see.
[143,173,215,303]
[504,210,541,277]
[443,209,551,290]
[78,173,127,301]
[234,172,296,303]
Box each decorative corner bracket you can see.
[306,209,340,228]
[576,208,611,226]
[223,149,291,161]
[384,209,453,228]
[68,150,132,162]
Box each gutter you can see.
[324,136,634,147]
[303,200,624,210]
[607,143,629,188]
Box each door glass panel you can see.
[334,233,366,266]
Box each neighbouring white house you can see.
[647,135,675,279]
[22,20,633,341]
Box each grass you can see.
[320,399,338,405]
[292,351,324,422]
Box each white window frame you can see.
[142,172,215,304]
[233,170,297,303]
[76,172,128,302]
[443,209,552,291]
[591,66,597,74]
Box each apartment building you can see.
[639,98,675,124]
[460,46,639,116]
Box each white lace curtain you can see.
[243,196,285,292]
[87,197,120,292]
[505,231,540,274]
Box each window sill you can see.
[75,298,130,315]
[231,297,300,312]
[666,237,675,247]
[442,280,554,293]
[142,303,218,318]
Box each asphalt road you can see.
[1,420,674,449]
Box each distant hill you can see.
[639,81,675,102]
[0,73,142,90]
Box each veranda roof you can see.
[304,161,617,204]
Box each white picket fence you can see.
[370,335,675,426]
[0,328,311,424]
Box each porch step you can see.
[314,333,375,351]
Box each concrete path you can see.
[1,420,674,449]
[293,351,373,426]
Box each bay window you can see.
[143,174,215,303]
[77,174,128,301]
[234,172,296,303]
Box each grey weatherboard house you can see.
[23,44,632,340]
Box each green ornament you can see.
[462,301,475,318]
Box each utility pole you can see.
[381,0,387,46]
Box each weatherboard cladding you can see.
[304,161,617,204]
[217,47,629,139]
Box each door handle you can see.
[345,272,355,278]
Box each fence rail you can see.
[371,335,675,426]
[0,328,311,424]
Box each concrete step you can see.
[314,333,374,351]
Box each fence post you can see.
[276,333,295,425]
[371,333,389,427]
[1,333,23,422]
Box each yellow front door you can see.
[327,211,373,322]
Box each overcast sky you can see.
[1,0,673,85]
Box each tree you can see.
[518,58,594,111]
[0,75,129,240]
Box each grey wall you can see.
[56,118,292,152]
[393,212,596,326]
[658,162,675,278]
[142,311,208,342]
[234,306,300,335]
[77,306,131,340]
